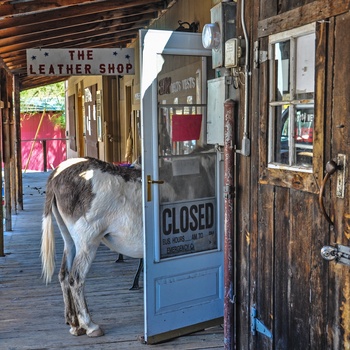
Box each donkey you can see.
[41,157,176,337]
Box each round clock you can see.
[202,23,221,50]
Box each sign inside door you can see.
[160,198,217,258]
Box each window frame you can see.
[259,22,325,194]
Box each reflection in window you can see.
[268,24,315,170]
[157,54,215,203]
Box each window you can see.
[268,23,315,171]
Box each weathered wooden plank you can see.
[288,190,314,348]
[274,187,290,348]
[326,11,350,349]
[255,184,274,349]
[258,0,350,38]
[259,167,319,194]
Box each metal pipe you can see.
[240,0,250,156]
[224,99,235,349]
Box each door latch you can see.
[321,244,350,267]
[336,154,346,198]
[146,175,164,202]
[318,154,347,227]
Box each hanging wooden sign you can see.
[26,48,135,76]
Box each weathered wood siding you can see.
[235,0,350,348]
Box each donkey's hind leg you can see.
[68,242,103,337]
[53,205,86,336]
[59,251,86,336]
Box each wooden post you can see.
[7,73,16,215]
[13,75,23,210]
[42,140,47,172]
[1,68,12,231]
[0,101,3,256]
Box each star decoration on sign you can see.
[44,52,49,57]
[113,51,118,56]
[31,55,36,60]
[125,54,130,60]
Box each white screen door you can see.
[140,29,224,344]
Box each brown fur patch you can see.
[45,157,141,220]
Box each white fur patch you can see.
[53,158,88,178]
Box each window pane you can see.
[294,105,314,167]
[273,105,290,165]
[269,25,315,169]
[296,33,315,100]
[274,41,290,101]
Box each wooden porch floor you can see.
[0,171,224,350]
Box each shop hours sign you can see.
[160,198,217,259]
[26,48,135,76]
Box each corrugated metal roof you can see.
[20,96,65,112]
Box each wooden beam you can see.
[0,0,161,30]
[0,15,153,52]
[258,0,350,37]
[0,8,158,40]
[0,0,111,17]
[0,27,139,56]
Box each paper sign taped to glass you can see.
[171,114,202,141]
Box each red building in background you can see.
[21,111,66,172]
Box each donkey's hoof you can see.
[70,327,86,336]
[87,328,104,337]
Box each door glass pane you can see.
[274,105,289,165]
[275,104,314,167]
[294,104,314,167]
[157,54,217,259]
[273,41,290,101]
[296,34,315,100]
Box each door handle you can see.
[318,160,339,226]
[147,175,164,202]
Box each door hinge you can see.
[253,41,268,69]
[321,244,350,267]
[251,307,272,339]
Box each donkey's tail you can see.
[41,187,55,285]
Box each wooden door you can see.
[243,13,350,350]
[84,84,98,158]
[322,11,350,348]
[67,94,77,152]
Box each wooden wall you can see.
[234,0,350,348]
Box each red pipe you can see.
[224,99,235,350]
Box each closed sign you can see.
[160,198,217,258]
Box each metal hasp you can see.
[253,41,268,69]
[251,307,272,339]
[321,244,350,267]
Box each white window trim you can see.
[267,22,316,172]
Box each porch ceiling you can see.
[1,0,175,91]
